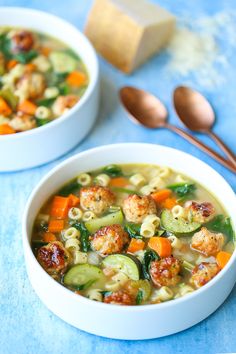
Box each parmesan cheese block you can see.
[84,0,176,73]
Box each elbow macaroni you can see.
[140,222,155,238]
[74,251,88,264]
[168,235,182,250]
[65,238,80,251]
[82,211,96,222]
[68,207,83,221]
[151,286,174,302]
[63,227,80,240]
[77,173,91,186]
[143,214,160,228]
[95,174,110,187]
[158,166,171,178]
[87,289,103,302]
[129,173,146,187]
[171,205,185,219]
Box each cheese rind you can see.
[84,0,176,73]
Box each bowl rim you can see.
[22,143,236,312]
[0,6,99,141]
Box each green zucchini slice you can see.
[64,264,105,288]
[161,209,200,234]
[102,254,141,280]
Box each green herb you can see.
[111,187,141,195]
[167,183,196,200]
[0,88,18,109]
[71,279,97,291]
[36,97,56,107]
[142,250,160,280]
[36,118,51,127]
[72,222,90,251]
[136,289,144,305]
[103,164,123,177]
[0,34,12,59]
[205,215,234,241]
[58,181,81,197]
[125,223,142,239]
[58,82,70,95]
[14,50,38,64]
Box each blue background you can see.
[0,1,236,353]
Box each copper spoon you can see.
[120,86,236,174]
[173,86,236,167]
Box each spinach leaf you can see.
[36,118,51,127]
[103,164,123,177]
[72,222,90,251]
[32,240,48,248]
[14,50,38,64]
[136,289,144,305]
[142,250,160,280]
[205,215,234,241]
[58,181,81,197]
[167,183,196,200]
[125,223,142,239]
[58,82,70,95]
[0,34,12,59]
[36,97,56,107]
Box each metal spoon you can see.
[173,86,236,167]
[120,86,236,174]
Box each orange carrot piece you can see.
[0,97,12,116]
[216,251,231,269]
[40,46,51,56]
[66,71,87,87]
[0,124,16,135]
[50,196,70,219]
[160,197,177,210]
[7,59,18,70]
[127,239,145,253]
[25,63,37,72]
[48,220,64,233]
[148,237,172,257]
[18,99,37,115]
[109,177,129,188]
[151,189,172,203]
[68,194,80,207]
[43,232,57,242]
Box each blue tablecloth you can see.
[0,1,235,353]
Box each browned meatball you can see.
[104,290,134,305]
[149,256,181,287]
[91,224,129,256]
[191,227,224,256]
[190,262,220,288]
[11,30,34,52]
[37,241,70,275]
[80,186,115,215]
[186,201,215,224]
[123,194,157,224]
[16,72,46,99]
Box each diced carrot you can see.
[17,99,37,115]
[160,197,177,209]
[68,194,80,207]
[127,238,145,253]
[40,46,51,56]
[7,59,18,70]
[109,177,129,188]
[0,97,12,116]
[148,237,172,257]
[43,232,57,242]
[151,189,172,203]
[25,63,37,72]
[216,251,231,269]
[0,124,16,135]
[48,219,64,233]
[66,71,87,87]
[50,196,70,219]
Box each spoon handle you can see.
[206,131,236,167]
[166,123,236,174]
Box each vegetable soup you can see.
[32,164,235,305]
[0,27,88,134]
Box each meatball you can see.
[103,290,134,305]
[149,256,181,287]
[80,186,115,215]
[190,262,220,288]
[123,194,157,224]
[186,201,215,224]
[16,72,45,99]
[52,95,79,116]
[37,241,70,275]
[191,227,224,256]
[11,30,34,52]
[91,224,129,256]
[9,113,36,131]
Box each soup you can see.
[0,27,88,134]
[32,164,234,305]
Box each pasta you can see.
[68,207,83,221]
[171,205,185,219]
[63,227,80,240]
[95,174,111,187]
[129,173,146,187]
[65,238,80,251]
[77,173,92,186]
[140,222,155,238]
[82,211,96,222]
[74,251,88,264]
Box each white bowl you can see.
[22,143,236,340]
[0,7,99,171]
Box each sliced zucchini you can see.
[64,264,105,288]
[102,254,141,280]
[130,280,151,302]
[161,209,200,235]
[49,51,77,74]
[85,210,123,234]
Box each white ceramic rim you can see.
[22,143,236,312]
[0,7,98,140]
